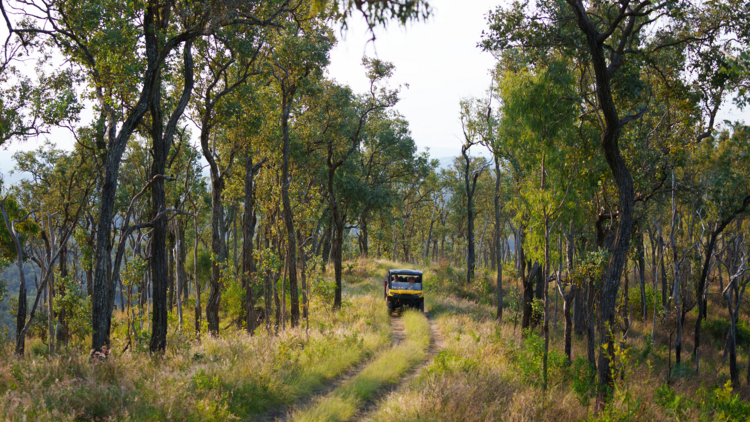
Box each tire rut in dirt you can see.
[390,312,407,346]
[349,309,445,421]
[262,311,407,421]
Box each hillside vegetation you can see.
[1,0,750,420]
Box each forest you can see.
[0,0,749,420]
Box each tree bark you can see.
[522,262,539,330]
[193,213,201,336]
[637,229,647,320]
[57,243,69,345]
[91,5,173,353]
[461,145,482,285]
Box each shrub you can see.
[516,331,566,387]
[570,356,596,405]
[628,284,656,319]
[703,318,750,348]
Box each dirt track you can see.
[350,307,446,421]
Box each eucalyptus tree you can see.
[0,192,38,355]
[235,87,267,335]
[142,40,195,351]
[458,99,489,285]
[269,15,333,325]
[351,112,429,259]
[690,124,750,365]
[482,0,746,399]
[192,19,273,335]
[496,61,579,389]
[12,143,96,352]
[310,59,400,308]
[421,170,448,266]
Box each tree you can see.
[269,16,333,324]
[482,0,745,401]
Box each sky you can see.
[1,1,748,183]
[326,0,499,160]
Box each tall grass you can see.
[0,279,390,420]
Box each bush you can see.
[516,331,566,387]
[703,318,750,348]
[628,284,656,319]
[569,356,596,405]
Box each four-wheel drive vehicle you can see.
[384,269,424,312]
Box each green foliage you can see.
[0,195,40,261]
[218,259,243,322]
[654,382,750,421]
[516,331,566,387]
[705,381,750,421]
[0,257,9,305]
[570,356,597,405]
[530,297,544,322]
[628,284,656,319]
[53,275,92,345]
[703,318,750,348]
[307,255,335,305]
[655,383,691,420]
[427,349,479,376]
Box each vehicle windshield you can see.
[390,275,422,290]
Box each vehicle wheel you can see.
[419,300,425,312]
[387,301,395,313]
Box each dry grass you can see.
[0,271,390,421]
[2,258,749,421]
[363,262,750,422]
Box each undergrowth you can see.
[0,266,390,421]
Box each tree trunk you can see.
[333,220,344,308]
[637,229,647,320]
[462,147,479,285]
[243,154,260,334]
[174,228,183,328]
[670,172,683,366]
[360,213,369,258]
[522,262,539,330]
[194,214,201,337]
[91,8,168,353]
[57,243,69,345]
[587,277,597,372]
[495,156,503,321]
[542,217,551,390]
[563,288,575,362]
[424,208,436,266]
[148,42,193,351]
[280,85,300,327]
[565,2,637,403]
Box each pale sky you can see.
[327,0,498,160]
